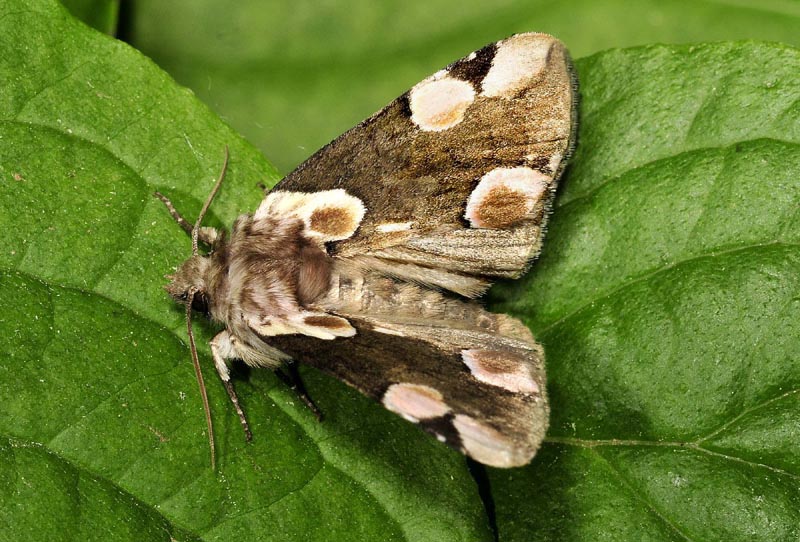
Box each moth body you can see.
[162,32,578,468]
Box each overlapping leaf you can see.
[130,0,800,172]
[489,43,800,542]
[60,0,118,34]
[0,2,491,540]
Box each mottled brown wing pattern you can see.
[275,33,577,295]
[269,270,549,468]
[161,33,577,469]
[257,33,578,466]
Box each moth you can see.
[156,32,577,469]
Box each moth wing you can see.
[273,33,577,296]
[267,289,548,468]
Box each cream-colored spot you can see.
[255,190,305,220]
[252,320,295,337]
[255,189,365,242]
[461,349,539,394]
[252,314,356,340]
[465,167,549,228]
[410,76,475,131]
[303,190,365,241]
[436,433,447,443]
[376,221,413,233]
[383,383,451,422]
[547,152,563,174]
[372,326,405,337]
[453,414,526,468]
[482,33,554,98]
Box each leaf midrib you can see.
[544,386,800,482]
[591,447,696,542]
[545,439,800,483]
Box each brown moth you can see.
[157,32,578,469]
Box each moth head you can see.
[166,255,213,315]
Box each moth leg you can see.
[153,191,221,246]
[275,361,324,422]
[256,182,270,195]
[210,331,253,441]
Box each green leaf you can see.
[0,1,491,541]
[488,43,800,541]
[4,1,800,541]
[0,437,200,542]
[128,0,800,173]
[59,0,119,35]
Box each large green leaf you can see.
[0,1,490,540]
[3,1,799,541]
[488,43,800,541]
[128,0,800,173]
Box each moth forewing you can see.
[160,32,576,468]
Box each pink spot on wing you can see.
[461,349,539,394]
[383,383,451,422]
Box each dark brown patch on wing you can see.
[448,43,498,91]
[267,317,547,467]
[303,315,350,329]
[420,412,463,449]
[475,186,529,228]
[398,93,412,118]
[525,154,554,173]
[276,34,577,284]
[468,349,528,374]
[310,207,355,237]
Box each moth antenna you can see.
[185,288,217,470]
[192,145,230,255]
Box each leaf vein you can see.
[538,240,800,335]
[558,138,800,206]
[546,433,800,482]
[591,447,696,541]
[696,387,800,444]
[12,59,94,120]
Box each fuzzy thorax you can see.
[168,194,366,355]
